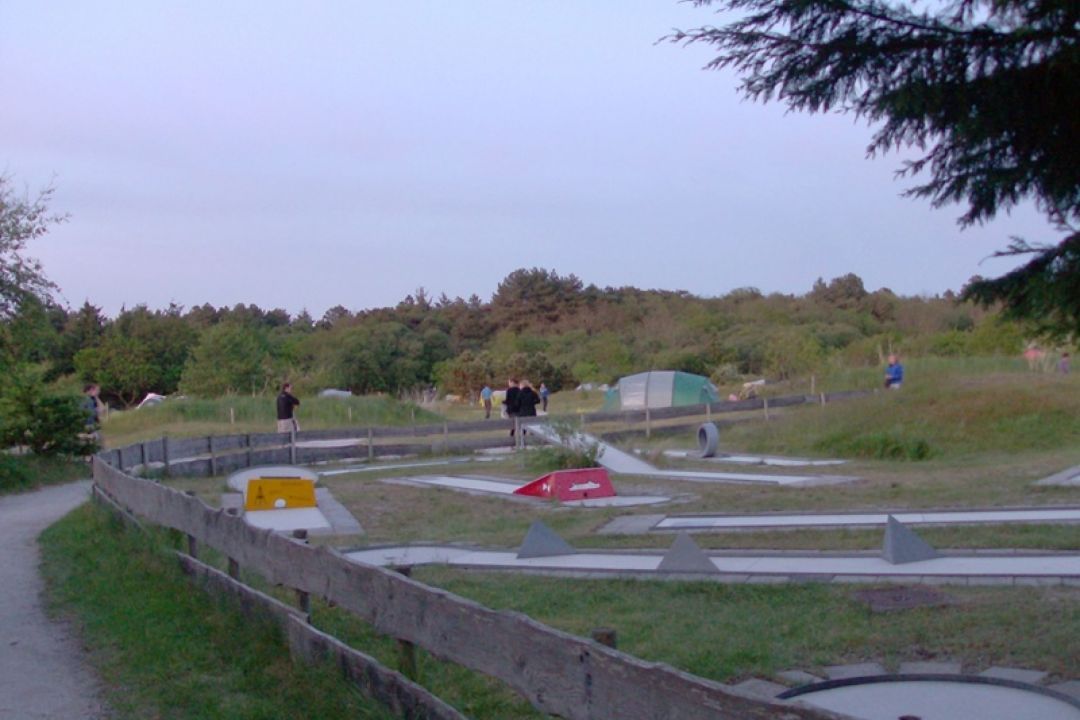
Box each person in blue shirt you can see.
[480,384,493,419]
[885,354,904,389]
[538,382,550,412]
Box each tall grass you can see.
[40,504,395,720]
[727,358,1080,460]
[101,394,441,446]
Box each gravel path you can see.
[0,481,108,719]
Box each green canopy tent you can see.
[602,371,719,412]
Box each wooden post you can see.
[229,406,235,425]
[645,407,652,438]
[140,441,147,472]
[820,392,827,406]
[184,491,198,558]
[443,422,449,452]
[289,427,297,464]
[208,435,217,476]
[347,406,353,423]
[705,403,711,421]
[591,628,617,649]
[245,433,252,468]
[810,375,816,395]
[367,427,374,461]
[163,434,171,477]
[228,557,239,579]
[514,417,522,450]
[763,397,770,422]
[394,566,418,679]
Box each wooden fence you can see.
[92,458,848,719]
[100,390,871,479]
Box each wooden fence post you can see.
[820,392,827,406]
[367,427,374,461]
[293,529,311,616]
[763,397,770,422]
[645,408,652,438]
[184,490,198,558]
[208,435,217,476]
[394,566,418,680]
[245,433,252,468]
[163,434,171,477]
[229,406,235,425]
[140,441,147,473]
[289,427,297,464]
[443,422,449,453]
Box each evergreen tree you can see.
[669,0,1080,334]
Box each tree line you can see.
[3,266,1032,410]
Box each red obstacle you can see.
[513,467,616,501]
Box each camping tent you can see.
[602,371,719,412]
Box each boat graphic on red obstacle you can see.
[513,467,616,501]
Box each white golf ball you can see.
[274,498,286,509]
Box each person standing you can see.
[884,354,904,389]
[82,383,103,442]
[538,382,550,413]
[515,379,541,447]
[276,382,300,433]
[517,379,541,417]
[504,378,520,440]
[1059,352,1071,375]
[480,384,493,419]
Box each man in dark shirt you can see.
[504,378,520,442]
[277,382,300,433]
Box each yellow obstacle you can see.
[245,476,317,511]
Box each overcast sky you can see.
[1,1,1051,319]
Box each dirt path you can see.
[0,481,108,719]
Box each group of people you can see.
[479,380,549,420]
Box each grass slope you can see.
[40,504,394,720]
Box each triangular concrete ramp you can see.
[517,520,576,559]
[657,533,719,574]
[883,515,939,564]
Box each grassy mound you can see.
[729,360,1080,460]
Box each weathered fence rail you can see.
[92,458,847,719]
[103,390,872,479]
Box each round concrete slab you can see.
[784,677,1080,720]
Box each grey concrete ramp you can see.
[531,424,854,485]
[657,533,719,574]
[1037,465,1080,487]
[517,521,576,559]
[883,515,939,565]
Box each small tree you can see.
[0,367,96,456]
[0,175,66,318]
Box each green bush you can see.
[814,430,934,461]
[0,367,97,456]
[523,418,602,472]
[0,455,33,492]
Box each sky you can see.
[0,1,1052,319]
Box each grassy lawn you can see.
[40,503,397,720]
[412,568,1080,682]
[100,394,441,448]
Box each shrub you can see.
[0,367,97,456]
[814,430,934,461]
